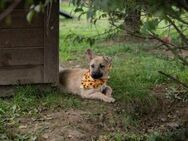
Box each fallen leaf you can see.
[19,125,27,129]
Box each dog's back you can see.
[59,68,86,95]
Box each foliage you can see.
[59,11,188,109]
[70,0,188,69]
[0,0,56,23]
[0,3,187,139]
[70,0,188,32]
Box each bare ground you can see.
[17,102,124,141]
[12,85,188,141]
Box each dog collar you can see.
[80,70,107,89]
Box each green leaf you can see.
[101,13,107,18]
[88,38,95,46]
[5,15,12,25]
[34,4,41,13]
[87,9,95,19]
[141,19,159,33]
[44,0,53,6]
[12,105,17,113]
[0,0,5,10]
[26,0,34,5]
[74,7,84,12]
[27,10,35,23]
[0,108,5,114]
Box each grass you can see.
[59,2,188,105]
[0,85,83,140]
[100,126,187,141]
[59,18,110,61]
[0,1,188,140]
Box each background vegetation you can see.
[0,0,187,140]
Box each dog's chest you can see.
[80,70,107,89]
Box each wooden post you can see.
[44,0,59,86]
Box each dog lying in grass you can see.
[59,49,115,103]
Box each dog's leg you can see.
[101,85,112,97]
[81,92,115,103]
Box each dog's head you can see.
[86,49,112,79]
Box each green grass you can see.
[59,1,188,104]
[59,18,110,61]
[59,37,188,114]
[0,2,188,140]
[100,129,186,141]
[0,85,83,140]
[58,2,188,119]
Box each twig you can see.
[158,71,188,89]
[174,47,188,50]
[166,16,188,44]
[0,0,22,21]
[46,1,53,36]
[149,33,188,66]
[169,14,188,25]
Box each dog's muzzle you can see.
[91,71,103,79]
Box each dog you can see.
[59,49,115,103]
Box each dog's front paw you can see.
[104,97,115,103]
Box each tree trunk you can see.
[124,8,141,34]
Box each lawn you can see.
[0,1,188,141]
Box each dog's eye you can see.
[91,64,94,68]
[100,64,105,68]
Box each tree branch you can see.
[0,0,22,22]
[166,16,188,44]
[150,33,188,66]
[158,71,188,89]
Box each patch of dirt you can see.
[60,56,87,69]
[16,105,125,141]
[146,46,188,58]
[18,109,93,141]
[99,36,153,47]
[140,84,188,133]
[12,84,188,141]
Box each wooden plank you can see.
[0,10,44,29]
[43,0,59,85]
[2,1,28,10]
[0,65,44,85]
[0,28,43,48]
[0,48,44,66]
[15,1,30,9]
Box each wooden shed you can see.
[0,1,59,86]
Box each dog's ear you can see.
[103,56,112,64]
[85,49,94,61]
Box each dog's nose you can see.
[91,71,103,79]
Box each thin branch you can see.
[150,33,188,66]
[0,0,22,21]
[174,47,188,50]
[169,14,188,25]
[158,71,188,89]
[166,16,188,44]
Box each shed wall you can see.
[0,1,59,85]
